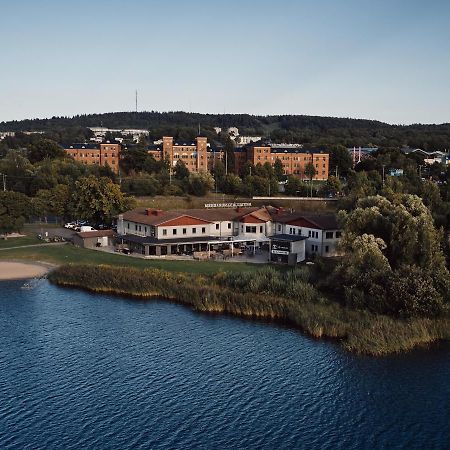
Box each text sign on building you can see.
[271,241,290,255]
[204,202,252,208]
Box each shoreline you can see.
[48,264,450,356]
[0,261,55,281]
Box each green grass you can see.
[0,235,41,248]
[0,243,265,275]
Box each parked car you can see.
[64,222,77,229]
[80,226,97,232]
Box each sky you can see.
[1,0,449,124]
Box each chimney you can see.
[145,208,163,216]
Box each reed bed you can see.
[49,264,449,356]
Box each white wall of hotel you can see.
[117,216,273,243]
[274,222,341,257]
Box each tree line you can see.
[2,111,450,150]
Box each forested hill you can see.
[1,111,450,149]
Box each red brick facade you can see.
[65,143,121,173]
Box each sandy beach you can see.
[0,261,51,280]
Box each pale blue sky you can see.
[1,0,449,124]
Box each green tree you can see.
[174,160,190,180]
[224,138,236,173]
[72,176,134,224]
[188,172,214,196]
[329,145,352,177]
[33,184,73,221]
[273,158,284,181]
[334,194,450,317]
[284,175,308,196]
[212,160,226,189]
[304,161,317,180]
[323,175,342,196]
[0,191,31,236]
[222,173,243,195]
[27,139,65,164]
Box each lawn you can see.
[0,243,264,275]
[0,235,41,248]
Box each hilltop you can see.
[1,111,450,149]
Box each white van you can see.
[80,226,97,232]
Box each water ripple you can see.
[0,280,449,450]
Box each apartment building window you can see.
[260,226,263,233]
[325,246,329,253]
[336,231,342,238]
[183,228,187,235]
[227,223,231,229]
[202,227,206,234]
[192,228,196,234]
[308,230,311,237]
[144,227,147,233]
[245,226,257,233]
[163,229,167,236]
[127,223,130,229]
[215,224,219,230]
[173,229,177,235]
[138,225,142,232]
[135,224,138,231]
[278,225,281,232]
[325,231,333,239]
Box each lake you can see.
[0,279,449,449]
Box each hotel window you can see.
[326,231,333,239]
[192,228,196,234]
[201,227,206,234]
[260,226,263,233]
[127,223,130,229]
[278,225,281,232]
[215,224,219,230]
[173,229,177,235]
[183,228,187,235]
[163,229,167,236]
[227,223,231,229]
[135,224,138,231]
[245,226,256,233]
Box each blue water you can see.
[0,280,449,450]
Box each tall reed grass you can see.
[48,264,449,356]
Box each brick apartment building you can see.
[148,137,329,180]
[64,136,329,180]
[247,144,329,180]
[64,142,121,173]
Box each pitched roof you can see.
[76,230,115,238]
[270,234,307,242]
[274,212,340,230]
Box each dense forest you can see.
[1,111,450,150]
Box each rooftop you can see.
[270,234,307,242]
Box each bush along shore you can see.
[48,264,450,356]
